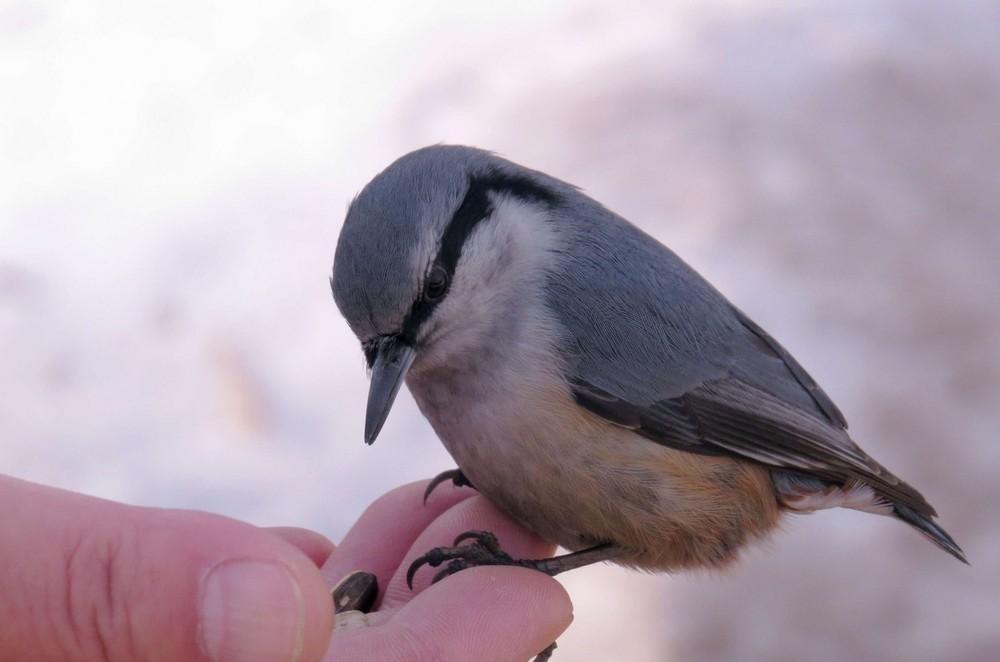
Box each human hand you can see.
[0,473,335,661]
[0,475,572,662]
[321,481,573,661]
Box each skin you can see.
[321,482,571,661]
[0,474,570,662]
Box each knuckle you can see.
[59,526,140,662]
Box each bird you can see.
[330,144,966,592]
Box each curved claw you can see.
[406,550,439,590]
[405,562,419,590]
[406,555,426,590]
[406,561,420,591]
[422,473,452,505]
[423,469,475,504]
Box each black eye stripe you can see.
[397,171,560,344]
[436,179,492,279]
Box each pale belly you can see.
[407,367,782,570]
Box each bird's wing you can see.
[729,306,847,429]
[569,372,934,515]
[544,209,934,516]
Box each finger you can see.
[326,566,573,662]
[0,475,333,662]
[265,526,336,566]
[382,495,556,607]
[321,480,475,599]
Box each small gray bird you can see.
[330,145,966,589]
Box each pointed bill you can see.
[364,336,416,445]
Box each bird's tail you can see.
[774,470,968,564]
[893,503,968,564]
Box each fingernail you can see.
[199,560,305,662]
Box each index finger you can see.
[322,479,475,602]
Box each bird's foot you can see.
[406,532,563,659]
[407,533,618,662]
[423,468,476,504]
[406,530,534,588]
[408,532,620,588]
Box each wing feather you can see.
[569,374,936,517]
[543,200,935,517]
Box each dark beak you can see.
[364,335,416,445]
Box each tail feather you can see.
[894,503,968,565]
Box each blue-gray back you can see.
[543,192,843,423]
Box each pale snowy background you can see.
[2,1,998,660]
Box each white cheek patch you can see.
[414,194,563,367]
[461,194,560,288]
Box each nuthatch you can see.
[330,145,965,588]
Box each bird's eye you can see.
[424,264,450,301]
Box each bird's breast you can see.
[407,349,782,570]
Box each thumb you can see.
[0,475,333,662]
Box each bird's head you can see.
[331,145,565,444]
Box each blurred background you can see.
[2,0,998,659]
